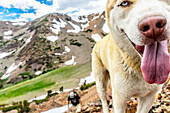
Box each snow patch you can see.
[67,21,80,33]
[71,15,88,23]
[55,46,70,56]
[102,22,109,33]
[4,30,12,35]
[92,15,100,21]
[47,36,58,42]
[0,49,16,59]
[63,89,72,92]
[55,52,66,56]
[50,19,67,34]
[42,104,72,113]
[101,15,104,19]
[35,71,42,75]
[65,46,70,53]
[4,36,13,40]
[26,36,32,43]
[28,94,47,103]
[12,22,26,26]
[29,89,73,103]
[18,37,23,41]
[81,21,90,31]
[65,56,76,65]
[1,62,23,80]
[91,34,101,42]
[79,72,95,86]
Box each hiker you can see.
[67,91,83,113]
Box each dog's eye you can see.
[119,1,130,7]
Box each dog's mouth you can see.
[128,35,170,84]
[135,44,144,56]
[134,40,170,84]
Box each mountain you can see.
[0,11,108,87]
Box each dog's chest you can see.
[113,66,162,98]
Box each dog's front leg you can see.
[92,51,110,113]
[111,89,128,113]
[137,92,157,113]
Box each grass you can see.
[0,62,91,104]
[0,73,4,78]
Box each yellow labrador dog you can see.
[92,0,170,113]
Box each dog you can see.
[92,0,170,113]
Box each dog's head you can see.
[106,0,170,84]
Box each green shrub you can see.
[22,100,30,112]
[18,72,31,79]
[70,39,82,47]
[59,86,63,92]
[86,37,95,42]
[101,32,108,36]
[41,18,48,22]
[18,72,30,76]
[0,104,8,108]
[0,36,3,40]
[55,47,61,50]
[59,61,64,63]
[2,105,20,112]
[80,82,96,91]
[18,32,25,37]
[34,97,49,105]
[19,65,22,68]
[0,78,8,89]
[47,90,52,96]
[85,29,93,33]
[14,100,30,113]
[49,92,58,97]
[0,73,4,78]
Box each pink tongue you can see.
[141,40,170,84]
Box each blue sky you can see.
[0,0,107,22]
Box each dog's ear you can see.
[106,0,117,27]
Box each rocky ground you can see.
[28,79,170,113]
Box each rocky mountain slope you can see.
[0,11,108,87]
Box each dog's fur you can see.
[92,0,170,113]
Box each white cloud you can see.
[10,18,29,22]
[19,13,37,20]
[0,0,57,11]
[0,0,107,22]
[6,13,17,17]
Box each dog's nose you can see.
[138,16,167,40]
